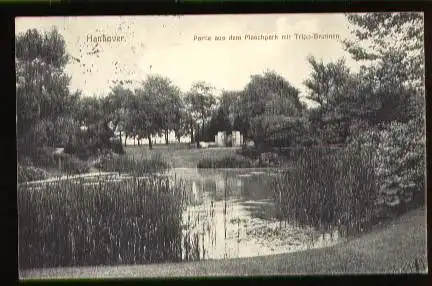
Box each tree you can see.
[131,75,184,146]
[104,85,133,145]
[75,96,104,127]
[132,75,170,149]
[303,57,368,145]
[185,81,217,144]
[159,79,183,145]
[343,12,426,211]
[173,105,191,143]
[66,94,124,158]
[344,12,423,85]
[16,28,79,156]
[199,90,242,141]
[304,57,352,108]
[123,94,140,146]
[344,12,425,122]
[238,71,304,145]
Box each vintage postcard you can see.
[16,13,427,279]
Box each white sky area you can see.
[15,14,362,107]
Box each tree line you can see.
[15,28,308,159]
[16,12,425,165]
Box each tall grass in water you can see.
[271,148,377,236]
[17,176,199,269]
[98,153,169,176]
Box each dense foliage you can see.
[16,28,80,157]
[269,12,426,232]
[348,118,425,212]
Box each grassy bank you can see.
[18,148,92,182]
[17,145,266,182]
[96,153,169,176]
[19,206,427,278]
[17,146,172,182]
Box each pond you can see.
[169,168,341,261]
[18,168,343,269]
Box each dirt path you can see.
[20,207,427,279]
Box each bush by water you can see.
[17,165,48,183]
[21,147,90,176]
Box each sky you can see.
[15,14,362,107]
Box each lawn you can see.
[20,206,427,278]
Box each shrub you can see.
[55,153,90,175]
[248,115,312,147]
[237,146,263,160]
[258,152,283,167]
[197,155,254,168]
[33,147,57,168]
[271,148,377,235]
[110,138,125,155]
[348,118,426,213]
[64,142,94,161]
[17,164,48,183]
[64,133,99,161]
[64,128,124,160]
[23,147,90,175]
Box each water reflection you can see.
[169,168,341,260]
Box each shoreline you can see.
[19,206,427,279]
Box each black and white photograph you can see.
[16,13,427,278]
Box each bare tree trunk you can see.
[119,130,122,146]
[165,130,169,145]
[124,135,127,147]
[190,125,194,143]
[148,135,153,150]
[134,136,136,146]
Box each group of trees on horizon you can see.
[16,12,425,166]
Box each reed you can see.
[17,175,199,269]
[271,148,378,236]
